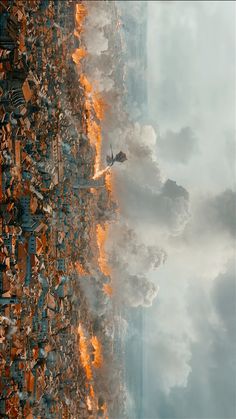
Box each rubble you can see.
[0,1,128,418]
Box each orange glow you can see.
[79,74,103,175]
[72,47,87,66]
[91,336,103,368]
[105,171,112,192]
[75,261,88,276]
[90,384,95,399]
[79,74,109,177]
[96,224,111,276]
[93,166,110,180]
[77,324,92,380]
[75,3,87,32]
[86,396,93,411]
[87,120,102,174]
[92,93,107,121]
[103,283,113,297]
[80,73,93,94]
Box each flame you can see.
[96,224,111,276]
[86,396,93,411]
[92,93,107,121]
[80,75,102,175]
[90,384,95,399]
[103,283,113,297]
[77,324,92,380]
[79,74,108,177]
[91,336,103,368]
[75,3,87,32]
[80,73,93,94]
[72,47,87,66]
[93,166,110,180]
[105,171,112,192]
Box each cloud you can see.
[83,28,108,56]
[186,189,236,241]
[81,1,111,56]
[158,126,198,164]
[108,223,167,275]
[169,261,236,419]
[118,274,158,308]
[142,261,236,419]
[107,223,165,307]
[206,189,236,238]
[115,176,190,236]
[85,1,111,28]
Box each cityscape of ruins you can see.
[0,1,159,417]
[1,1,235,419]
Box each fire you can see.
[80,75,102,175]
[105,171,112,192]
[86,120,102,174]
[93,166,110,180]
[86,396,93,411]
[91,336,103,369]
[92,93,107,121]
[103,283,113,297]
[79,74,108,177]
[75,3,87,32]
[96,224,111,276]
[77,324,92,380]
[80,73,93,94]
[90,385,95,399]
[72,47,87,66]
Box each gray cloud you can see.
[107,223,166,307]
[117,274,158,308]
[115,176,190,235]
[158,127,198,164]
[190,189,236,239]
[108,223,167,275]
[209,189,236,238]
[143,261,236,419]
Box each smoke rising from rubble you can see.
[121,274,158,308]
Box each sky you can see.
[142,1,236,418]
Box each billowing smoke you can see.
[84,1,112,28]
[119,274,158,308]
[83,28,108,56]
[107,223,167,275]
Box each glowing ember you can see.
[91,336,103,368]
[96,224,111,276]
